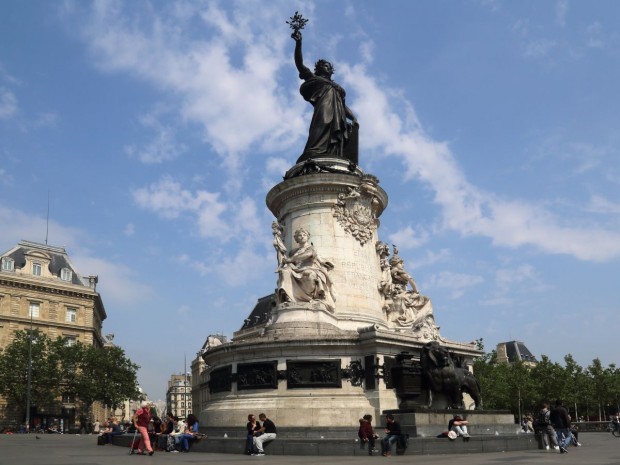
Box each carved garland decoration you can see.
[332,176,381,246]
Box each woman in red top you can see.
[132,401,154,455]
[358,414,379,455]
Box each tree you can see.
[0,332,141,423]
[0,330,63,418]
[59,342,141,413]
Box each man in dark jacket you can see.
[550,399,571,453]
[381,414,401,457]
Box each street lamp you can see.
[25,310,34,433]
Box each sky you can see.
[1,0,619,402]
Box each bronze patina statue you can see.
[288,12,358,164]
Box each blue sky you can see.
[1,0,619,402]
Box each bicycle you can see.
[609,421,620,437]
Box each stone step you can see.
[111,433,540,456]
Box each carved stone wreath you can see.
[332,185,378,246]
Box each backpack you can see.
[166,435,177,452]
[537,410,550,427]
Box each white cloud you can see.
[132,176,230,240]
[586,195,620,215]
[125,112,187,164]
[555,0,569,27]
[341,61,620,263]
[77,1,304,171]
[0,87,17,119]
[387,225,429,250]
[585,22,605,49]
[495,264,537,292]
[71,254,152,308]
[124,223,135,237]
[70,3,620,264]
[426,271,485,300]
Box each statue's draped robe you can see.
[277,244,336,312]
[298,68,349,160]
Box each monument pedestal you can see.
[198,160,482,430]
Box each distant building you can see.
[496,341,538,367]
[166,373,192,419]
[0,240,107,431]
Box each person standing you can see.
[550,399,571,453]
[381,414,401,457]
[132,401,154,456]
[93,419,100,435]
[252,413,277,456]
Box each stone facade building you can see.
[166,373,192,419]
[0,240,107,431]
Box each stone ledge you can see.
[111,433,539,456]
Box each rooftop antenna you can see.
[45,190,50,245]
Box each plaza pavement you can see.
[0,432,618,465]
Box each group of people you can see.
[246,413,277,456]
[359,413,472,456]
[358,413,412,457]
[97,401,205,455]
[534,399,581,453]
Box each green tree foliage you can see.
[474,348,620,420]
[0,332,140,419]
[0,330,63,412]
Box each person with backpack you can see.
[536,402,559,451]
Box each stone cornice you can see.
[266,173,388,219]
[0,276,98,301]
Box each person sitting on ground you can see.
[252,413,277,456]
[448,415,471,438]
[246,414,262,455]
[381,414,401,457]
[358,414,379,455]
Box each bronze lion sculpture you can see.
[420,341,481,409]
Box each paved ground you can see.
[0,432,618,465]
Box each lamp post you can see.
[25,310,34,433]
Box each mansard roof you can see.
[1,240,93,288]
[503,340,538,364]
[239,294,275,330]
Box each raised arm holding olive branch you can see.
[290,21,358,162]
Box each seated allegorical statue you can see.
[276,228,336,312]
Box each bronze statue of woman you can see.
[292,30,358,163]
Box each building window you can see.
[65,337,76,346]
[60,268,72,281]
[62,393,75,403]
[29,302,40,318]
[32,262,42,276]
[1,257,14,271]
[66,308,77,323]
